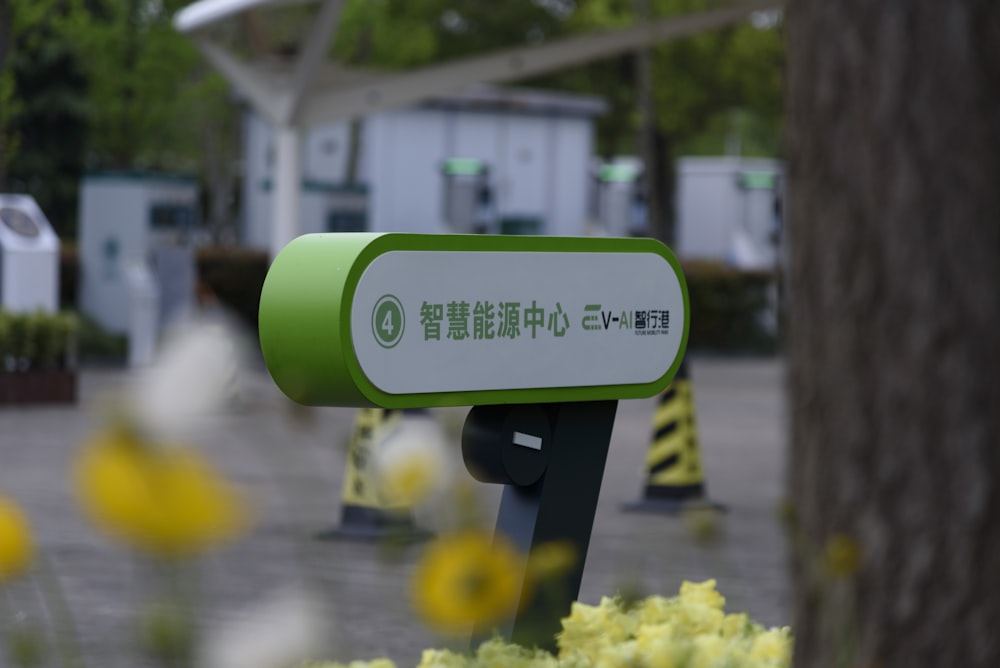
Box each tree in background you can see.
[79,0,243,242]
[561,0,784,243]
[1,0,783,242]
[330,0,580,183]
[0,0,13,187]
[0,0,242,241]
[77,0,208,171]
[0,0,89,237]
[332,0,783,162]
[786,1,1000,666]
[328,0,783,243]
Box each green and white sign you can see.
[259,233,689,408]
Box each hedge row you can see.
[0,309,79,371]
[680,260,781,354]
[59,245,268,334]
[58,248,780,354]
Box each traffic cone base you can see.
[624,361,724,514]
[317,408,434,543]
[317,505,434,542]
[623,486,725,514]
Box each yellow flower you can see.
[557,597,637,661]
[526,541,576,581]
[475,637,558,668]
[679,580,726,610]
[411,530,523,636]
[636,595,676,626]
[73,429,248,557]
[375,418,452,509]
[673,603,725,638]
[682,508,722,546]
[0,495,34,581]
[750,627,792,664]
[635,624,684,668]
[594,639,639,667]
[377,452,438,509]
[416,647,468,668]
[689,635,725,668]
[720,613,752,639]
[824,534,861,578]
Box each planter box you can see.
[0,370,77,405]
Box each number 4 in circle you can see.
[372,295,405,349]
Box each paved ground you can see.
[0,356,789,667]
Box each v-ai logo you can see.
[601,310,632,329]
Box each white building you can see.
[242,85,606,246]
[675,156,784,270]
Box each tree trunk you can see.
[344,118,363,185]
[786,2,1000,667]
[635,0,656,237]
[0,0,11,189]
[202,95,242,244]
[651,126,675,246]
[633,0,675,246]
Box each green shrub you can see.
[75,314,127,364]
[683,261,780,354]
[0,309,79,371]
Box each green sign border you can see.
[259,233,690,408]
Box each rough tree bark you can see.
[786,2,1000,667]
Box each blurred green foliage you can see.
[0,0,783,240]
[331,0,784,159]
[683,261,779,354]
[75,314,128,365]
[0,0,241,238]
[0,309,79,371]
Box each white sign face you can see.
[350,251,685,395]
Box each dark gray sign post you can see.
[462,401,618,648]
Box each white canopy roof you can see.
[174,0,783,127]
[174,0,314,34]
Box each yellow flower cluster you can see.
[73,428,247,557]
[311,580,791,668]
[555,580,790,668]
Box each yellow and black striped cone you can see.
[318,407,434,542]
[624,360,724,513]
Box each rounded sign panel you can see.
[259,233,689,408]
